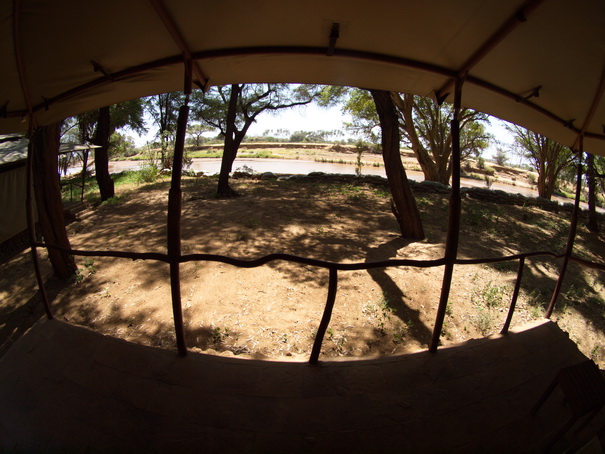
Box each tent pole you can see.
[26,132,52,319]
[167,62,192,356]
[545,145,583,318]
[429,75,464,352]
[15,0,51,318]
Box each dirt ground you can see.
[2,174,605,367]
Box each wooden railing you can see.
[40,242,582,363]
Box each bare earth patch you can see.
[2,175,604,366]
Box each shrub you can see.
[136,163,159,183]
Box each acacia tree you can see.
[192,84,325,197]
[186,123,213,147]
[31,122,77,279]
[68,99,146,200]
[371,90,424,239]
[508,125,575,200]
[586,153,605,232]
[145,92,185,169]
[344,89,491,184]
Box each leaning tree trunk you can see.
[371,90,425,240]
[217,84,241,198]
[92,106,115,201]
[31,121,77,280]
[586,152,599,233]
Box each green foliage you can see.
[136,163,159,183]
[145,92,186,169]
[507,124,575,199]
[109,132,136,158]
[494,148,509,166]
[473,306,494,336]
[211,326,230,344]
[343,88,492,183]
[186,123,214,147]
[192,84,327,138]
[83,259,96,275]
[355,139,365,177]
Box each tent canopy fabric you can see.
[1,0,605,155]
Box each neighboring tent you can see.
[1,0,604,155]
[0,135,32,246]
[0,135,96,248]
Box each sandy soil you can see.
[2,174,604,366]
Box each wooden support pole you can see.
[26,138,52,319]
[167,103,189,356]
[166,62,192,356]
[309,267,338,364]
[501,257,525,334]
[429,76,463,352]
[546,149,583,318]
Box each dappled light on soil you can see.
[2,175,605,366]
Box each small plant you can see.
[233,164,256,177]
[70,269,84,285]
[484,175,494,189]
[136,163,159,183]
[590,344,600,362]
[471,280,504,308]
[355,139,365,177]
[211,326,230,344]
[483,281,505,308]
[84,258,96,275]
[473,306,494,336]
[100,195,125,206]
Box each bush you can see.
[136,163,159,183]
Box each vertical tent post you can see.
[429,76,464,352]
[14,0,52,318]
[26,135,52,319]
[545,146,583,318]
[167,60,192,356]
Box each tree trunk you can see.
[217,84,241,197]
[586,152,599,233]
[371,90,425,240]
[31,122,77,280]
[92,106,115,201]
[393,93,450,185]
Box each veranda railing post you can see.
[501,257,525,334]
[309,267,338,364]
[429,75,464,352]
[167,61,192,356]
[545,148,583,318]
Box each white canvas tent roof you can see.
[1,0,604,154]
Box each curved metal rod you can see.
[6,45,603,144]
